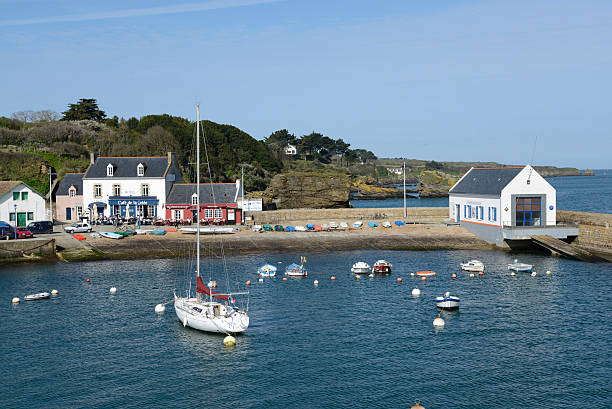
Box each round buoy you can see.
[531,272,537,277]
[86,278,91,283]
[51,289,58,295]
[546,270,551,275]
[314,280,319,286]
[258,278,264,283]
[421,276,427,282]
[246,280,251,286]
[369,273,374,278]
[411,400,425,409]
[469,273,475,278]
[410,272,415,277]
[110,287,117,294]
[223,335,236,347]
[155,304,166,313]
[331,276,336,281]
[433,316,445,327]
[451,274,457,279]
[510,271,516,276]
[478,271,484,276]
[397,277,402,283]
[282,277,287,281]
[12,297,20,303]
[412,287,421,296]
[355,275,361,280]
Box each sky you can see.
[1,0,611,169]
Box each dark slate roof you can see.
[56,173,84,196]
[449,167,524,195]
[84,156,172,178]
[167,183,239,204]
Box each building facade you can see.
[0,181,48,226]
[55,173,85,222]
[165,182,243,225]
[448,166,574,246]
[82,153,182,219]
[284,144,297,155]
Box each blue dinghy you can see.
[394,221,405,226]
[285,226,296,232]
[368,222,378,228]
[99,231,123,239]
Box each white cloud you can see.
[0,0,282,27]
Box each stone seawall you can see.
[248,207,448,225]
[557,210,612,255]
[0,238,56,263]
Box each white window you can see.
[94,185,102,198]
[192,194,198,205]
[137,163,145,176]
[69,188,76,198]
[107,163,114,176]
[113,184,121,196]
[214,208,222,218]
[141,184,149,196]
[204,208,214,219]
[147,205,155,217]
[174,210,182,220]
[77,206,83,218]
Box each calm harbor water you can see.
[1,250,611,408]
[351,171,612,214]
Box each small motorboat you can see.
[251,225,262,232]
[435,292,460,310]
[372,260,392,273]
[382,221,392,228]
[329,222,338,229]
[99,231,124,239]
[353,221,363,228]
[24,292,50,301]
[285,226,296,232]
[351,261,371,274]
[508,260,533,272]
[339,222,349,229]
[306,224,315,231]
[460,260,485,272]
[149,229,167,236]
[258,264,277,277]
[321,224,329,231]
[314,224,322,231]
[368,221,378,228]
[394,221,405,226]
[295,225,307,232]
[285,263,307,277]
[416,270,436,277]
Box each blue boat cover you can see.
[286,263,302,270]
[368,222,378,227]
[394,221,405,226]
[285,226,296,231]
[306,224,315,230]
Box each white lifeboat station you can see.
[448,165,578,247]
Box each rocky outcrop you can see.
[262,172,350,209]
[417,171,456,198]
[351,180,406,199]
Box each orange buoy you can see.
[411,399,425,409]
[451,273,457,279]
[246,280,251,286]
[282,277,287,281]
[421,276,427,282]
[397,277,402,283]
[86,278,91,283]
[331,276,336,281]
[478,271,484,276]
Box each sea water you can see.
[1,250,610,408]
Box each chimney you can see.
[90,152,96,164]
[168,152,172,163]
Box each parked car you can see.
[16,227,34,239]
[64,222,92,233]
[0,222,15,239]
[27,221,54,234]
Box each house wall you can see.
[83,177,167,218]
[55,194,84,222]
[165,204,241,224]
[0,184,48,224]
[449,194,503,245]
[501,166,556,226]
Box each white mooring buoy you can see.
[531,272,537,277]
[410,272,415,277]
[110,287,117,294]
[433,316,445,327]
[223,335,236,347]
[412,287,421,296]
[510,271,516,276]
[469,273,475,278]
[258,278,264,283]
[314,280,319,286]
[12,297,20,303]
[51,289,58,295]
[369,273,374,278]
[155,304,166,313]
[546,270,551,275]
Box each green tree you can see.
[265,129,297,145]
[334,138,350,166]
[61,98,107,121]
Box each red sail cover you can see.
[196,277,229,300]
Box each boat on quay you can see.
[508,260,533,272]
[372,260,392,273]
[99,231,124,239]
[258,264,277,277]
[435,292,460,310]
[460,260,485,272]
[351,261,371,274]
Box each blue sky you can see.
[1,0,611,168]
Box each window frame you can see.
[13,192,19,200]
[137,164,145,177]
[141,184,149,196]
[113,184,121,196]
[107,164,114,177]
[94,184,102,198]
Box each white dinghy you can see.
[460,260,485,272]
[24,292,50,301]
[435,292,460,310]
[351,261,371,274]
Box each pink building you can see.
[55,173,85,222]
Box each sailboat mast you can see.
[196,106,201,282]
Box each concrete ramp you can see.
[531,235,604,262]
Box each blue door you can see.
[455,204,460,222]
[66,208,72,220]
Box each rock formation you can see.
[262,172,350,209]
[417,171,456,198]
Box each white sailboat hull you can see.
[174,297,249,334]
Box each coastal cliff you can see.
[417,171,456,198]
[262,172,350,209]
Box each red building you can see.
[165,182,243,225]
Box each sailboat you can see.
[174,106,250,334]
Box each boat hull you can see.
[373,266,391,273]
[508,263,533,272]
[435,297,460,309]
[24,292,50,301]
[416,271,436,277]
[174,297,249,334]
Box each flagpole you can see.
[241,166,245,225]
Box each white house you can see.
[284,144,297,156]
[448,165,576,246]
[82,152,182,219]
[386,167,403,175]
[0,181,48,226]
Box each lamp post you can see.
[48,166,56,224]
[13,204,17,239]
[403,161,407,218]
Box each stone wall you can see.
[249,207,448,224]
[557,210,612,253]
[0,238,56,262]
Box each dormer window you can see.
[192,194,198,205]
[107,163,114,177]
[69,187,76,198]
[137,163,145,177]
